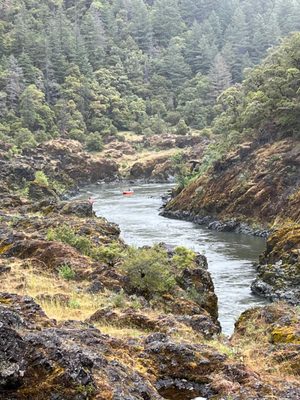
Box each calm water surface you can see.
[80,182,267,335]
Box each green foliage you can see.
[58,264,76,281]
[0,0,298,146]
[85,133,104,152]
[68,299,81,309]
[110,289,127,308]
[91,241,124,266]
[175,119,190,135]
[47,225,92,256]
[34,171,49,187]
[212,33,300,140]
[172,246,197,270]
[121,245,176,298]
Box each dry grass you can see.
[96,324,149,339]
[0,259,112,321]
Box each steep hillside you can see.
[164,33,300,303]
[1,0,300,150]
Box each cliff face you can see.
[164,138,300,227]
[163,137,300,304]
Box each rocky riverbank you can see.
[163,138,300,306]
[1,139,300,399]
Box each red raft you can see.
[123,191,134,195]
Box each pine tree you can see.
[209,53,232,99]
[6,55,24,111]
[152,0,184,46]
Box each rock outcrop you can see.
[251,223,300,304]
[0,139,119,203]
[163,138,300,302]
[1,293,299,400]
[163,139,300,227]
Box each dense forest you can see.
[1,0,300,150]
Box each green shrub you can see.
[172,246,197,270]
[68,299,81,308]
[14,128,37,149]
[34,170,49,186]
[175,119,190,135]
[58,264,76,280]
[91,241,124,266]
[110,289,126,308]
[69,128,85,142]
[86,133,104,152]
[47,225,92,255]
[121,245,176,298]
[50,180,66,194]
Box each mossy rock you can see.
[271,326,300,344]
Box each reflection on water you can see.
[79,182,268,335]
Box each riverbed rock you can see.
[2,292,295,400]
[251,223,300,304]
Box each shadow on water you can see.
[79,182,268,335]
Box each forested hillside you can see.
[164,33,300,227]
[1,0,300,149]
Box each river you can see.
[80,182,268,335]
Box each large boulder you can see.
[251,223,300,304]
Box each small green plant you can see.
[68,299,81,308]
[47,225,92,255]
[58,264,76,280]
[120,245,176,298]
[172,246,197,270]
[76,383,96,396]
[34,170,49,186]
[91,241,124,266]
[110,289,127,308]
[8,145,21,157]
[50,180,66,194]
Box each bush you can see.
[165,111,181,126]
[58,264,76,280]
[69,128,85,142]
[172,246,197,270]
[47,225,92,255]
[110,289,126,308]
[34,170,49,186]
[86,133,104,152]
[175,119,190,135]
[91,241,124,266]
[14,128,37,149]
[121,245,176,298]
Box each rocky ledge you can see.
[1,293,300,400]
[163,139,300,226]
[161,209,269,237]
[251,223,300,304]
[0,139,119,202]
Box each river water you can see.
[80,182,267,335]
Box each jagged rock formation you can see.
[163,139,300,228]
[1,293,300,400]
[0,139,119,199]
[252,224,300,304]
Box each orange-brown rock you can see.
[165,139,300,225]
